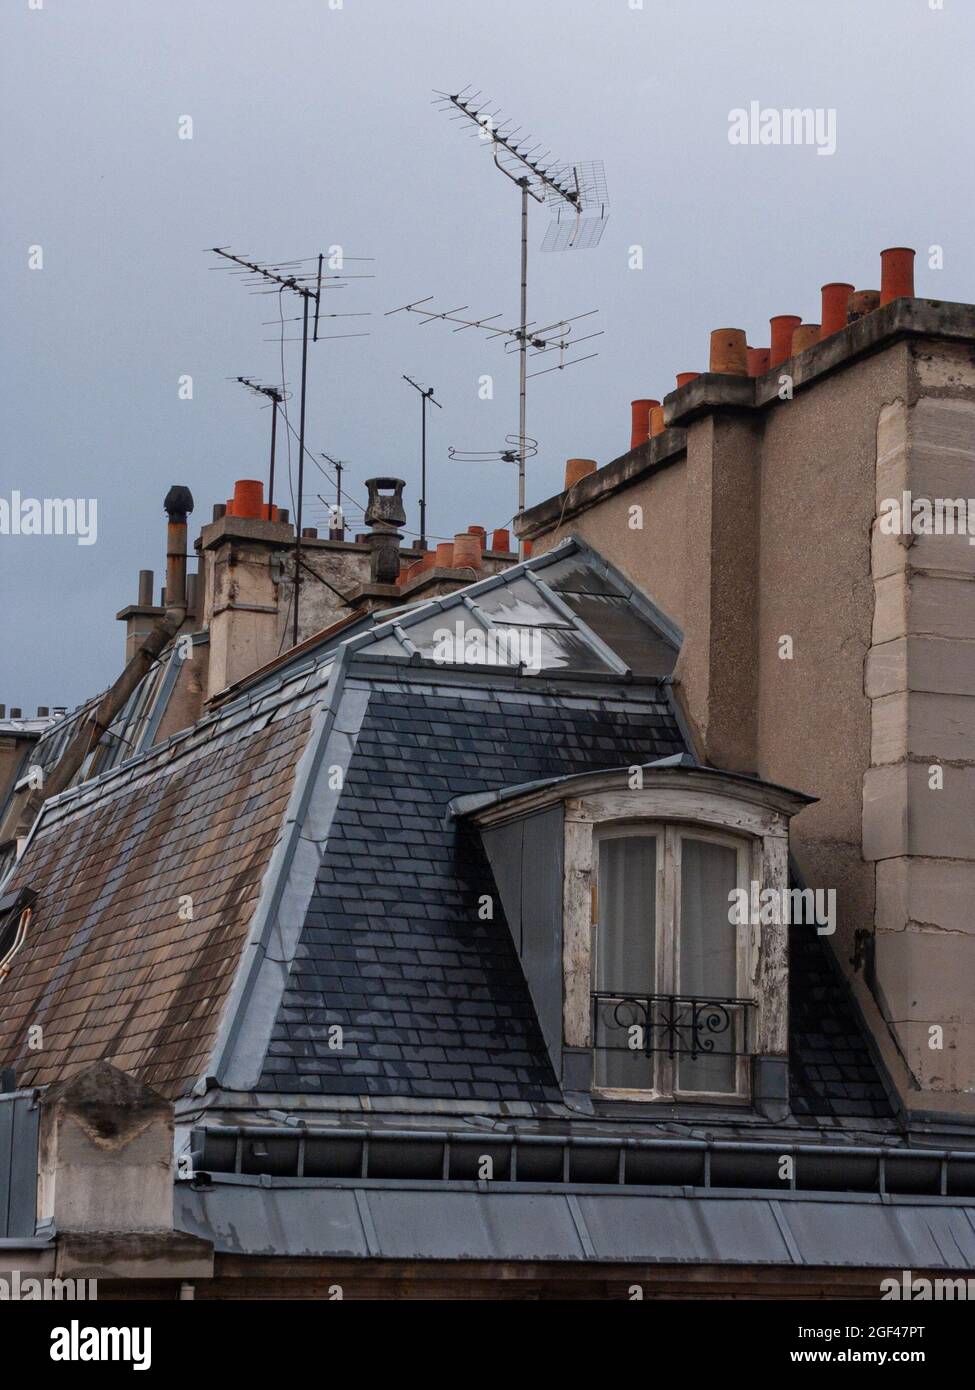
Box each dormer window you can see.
[593,825,751,1099]
[451,759,813,1114]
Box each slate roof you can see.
[0,535,897,1129]
[260,679,683,1100]
[790,924,894,1122]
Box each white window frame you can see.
[562,779,792,1108]
[592,821,753,1102]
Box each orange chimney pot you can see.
[709,329,748,376]
[564,458,598,489]
[820,282,854,338]
[232,479,265,520]
[848,289,881,322]
[630,399,657,450]
[880,247,915,305]
[791,324,821,355]
[769,315,802,369]
[452,532,482,571]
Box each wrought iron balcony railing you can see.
[591,991,756,1060]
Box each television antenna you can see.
[429,87,609,544]
[386,297,601,510]
[210,247,372,644]
[233,377,287,516]
[448,435,538,466]
[401,376,442,548]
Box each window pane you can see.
[678,838,739,1094]
[594,836,655,1090]
[557,592,677,677]
[472,577,572,626]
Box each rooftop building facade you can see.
[2,252,975,1299]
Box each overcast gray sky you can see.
[2,0,972,710]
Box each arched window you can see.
[454,760,812,1109]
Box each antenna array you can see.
[211,246,372,644]
[387,89,610,545]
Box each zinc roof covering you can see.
[237,537,681,688]
[176,1176,975,1268]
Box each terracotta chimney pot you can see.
[491,528,510,552]
[452,532,482,571]
[820,282,854,338]
[232,479,264,520]
[709,328,748,376]
[791,324,821,355]
[747,347,771,377]
[769,315,802,369]
[648,406,666,437]
[675,372,699,388]
[630,399,657,450]
[848,289,881,323]
[880,247,915,305]
[564,458,598,489]
[435,542,454,568]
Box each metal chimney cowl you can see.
[365,478,406,585]
[164,486,195,525]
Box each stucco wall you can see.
[756,343,909,965]
[530,456,689,631]
[521,337,975,1110]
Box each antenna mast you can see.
[234,377,286,513]
[210,247,372,645]
[431,88,609,546]
[402,376,442,548]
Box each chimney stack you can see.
[163,485,194,614]
[364,478,406,585]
